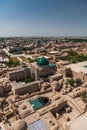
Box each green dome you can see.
[37,57,49,66]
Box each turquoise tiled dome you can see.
[37,57,49,66]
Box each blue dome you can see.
[37,57,49,66]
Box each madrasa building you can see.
[30,57,56,80]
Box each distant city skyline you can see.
[0,0,87,37]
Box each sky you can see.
[0,0,87,37]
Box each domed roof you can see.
[50,125,59,130]
[12,119,27,130]
[21,105,27,110]
[21,109,32,116]
[37,57,49,66]
[52,81,58,85]
[42,82,49,87]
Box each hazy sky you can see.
[0,0,87,37]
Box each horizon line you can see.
[0,35,87,38]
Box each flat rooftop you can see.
[70,112,87,130]
[9,67,30,74]
[66,61,87,74]
[49,51,59,54]
[11,81,40,89]
[28,119,47,130]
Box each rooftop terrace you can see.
[66,61,87,74]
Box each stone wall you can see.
[72,70,84,80]
[50,100,67,114]
[49,74,63,82]
[83,75,87,82]
[12,81,40,94]
[9,68,31,81]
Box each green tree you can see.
[28,58,35,63]
[75,78,82,86]
[6,59,20,67]
[24,77,34,83]
[67,78,75,86]
[81,91,87,102]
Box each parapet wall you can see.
[72,70,84,80]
